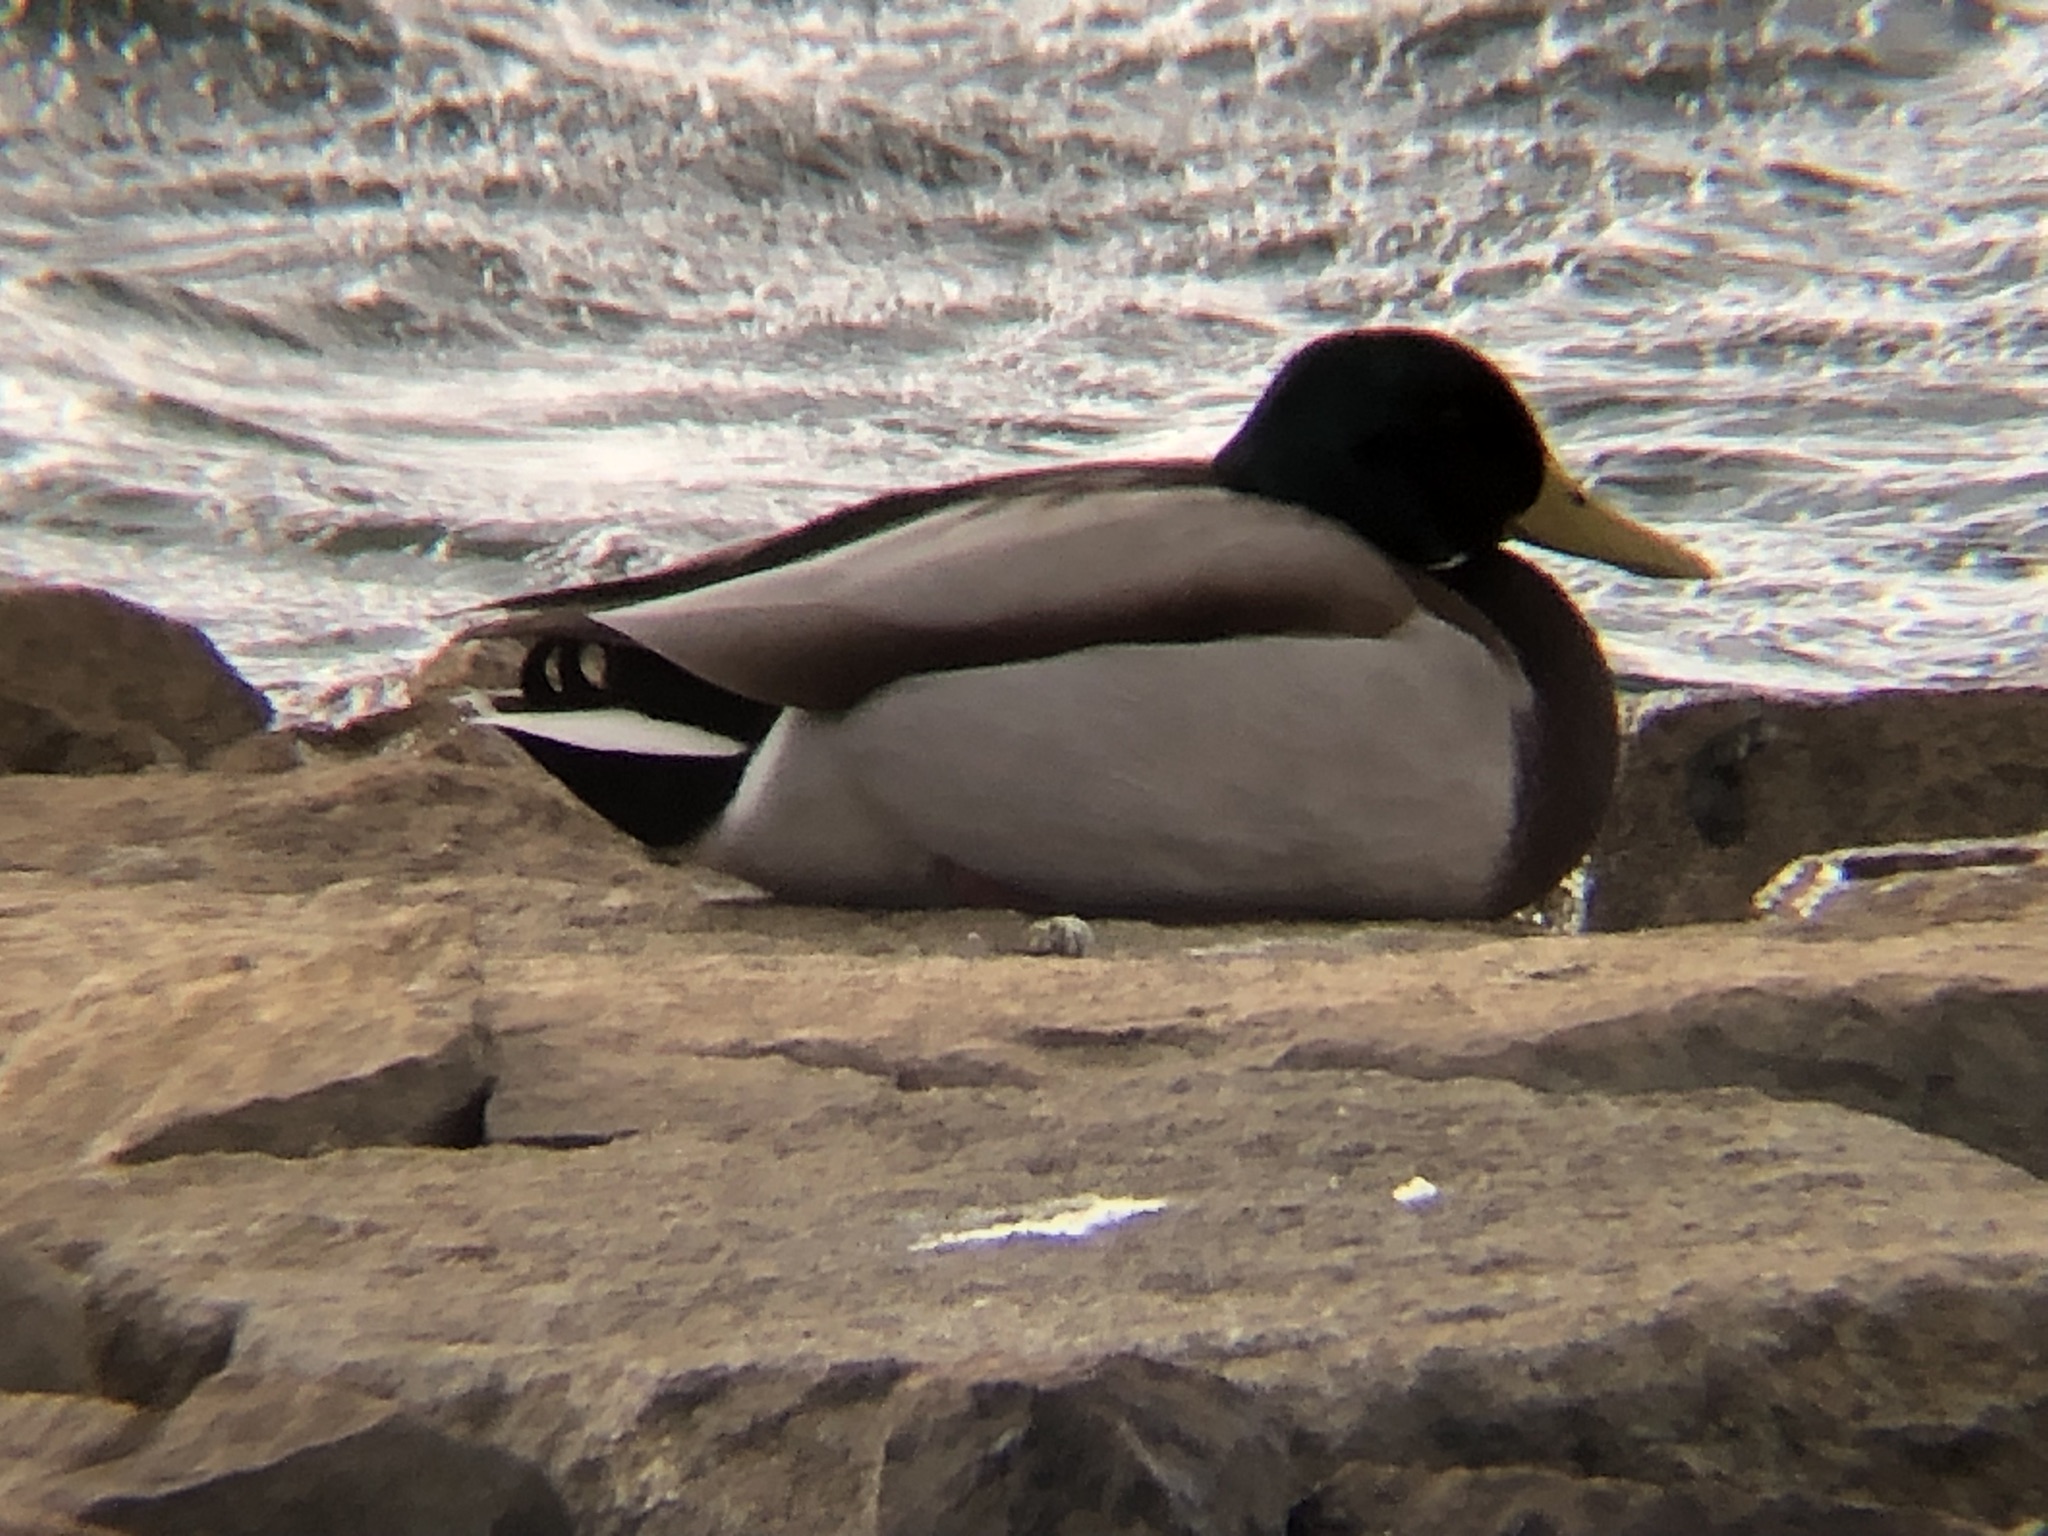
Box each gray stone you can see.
[1269,928,2048,1177]
[1582,686,2048,929]
[279,631,533,771]
[0,586,269,774]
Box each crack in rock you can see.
[46,1372,573,1536]
[701,1037,1039,1092]
[1274,981,2048,1176]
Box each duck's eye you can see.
[541,646,566,695]
[577,644,608,692]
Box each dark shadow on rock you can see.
[55,1373,572,1536]
[1491,983,2048,1177]
[1287,1462,2007,1536]
[879,1355,1295,1536]
[85,1267,241,1410]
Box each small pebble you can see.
[1024,914,1095,958]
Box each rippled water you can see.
[2,0,2044,721]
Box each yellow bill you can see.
[1509,458,1715,580]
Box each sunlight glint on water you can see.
[0,0,2043,720]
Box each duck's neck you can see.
[1435,549,1619,913]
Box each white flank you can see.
[836,625,1528,917]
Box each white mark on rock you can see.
[1391,1176,1441,1210]
[913,1194,1168,1253]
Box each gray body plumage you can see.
[478,327,1711,919]
[485,484,1537,918]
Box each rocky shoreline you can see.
[3,584,2047,1536]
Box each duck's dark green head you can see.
[1214,328,1713,579]
[1214,328,1542,568]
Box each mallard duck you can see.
[475,327,1711,919]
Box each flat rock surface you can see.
[9,1060,2048,1533]
[0,901,492,1167]
[1,745,2045,1535]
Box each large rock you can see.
[5,1062,2048,1535]
[0,585,270,774]
[0,902,493,1168]
[877,1356,1296,1536]
[1583,686,2048,929]
[3,747,2048,1534]
[37,1373,571,1536]
[0,1509,101,1536]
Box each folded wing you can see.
[591,484,1421,711]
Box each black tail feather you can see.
[509,634,779,848]
[511,732,751,848]
[518,636,779,744]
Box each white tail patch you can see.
[477,703,749,759]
